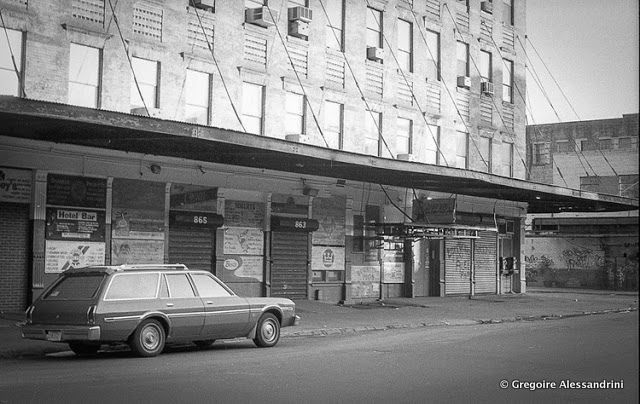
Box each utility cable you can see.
[442,3,530,178]
[107,0,150,117]
[265,6,330,148]
[193,3,247,132]
[523,35,619,177]
[0,9,26,97]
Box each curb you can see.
[282,307,638,338]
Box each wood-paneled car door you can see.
[162,273,205,338]
[190,273,251,339]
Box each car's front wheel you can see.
[130,319,165,357]
[253,313,280,348]
[68,342,100,356]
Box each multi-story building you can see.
[0,0,635,311]
[525,114,639,290]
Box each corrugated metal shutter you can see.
[474,231,498,294]
[271,232,308,299]
[0,203,30,311]
[169,227,214,272]
[444,239,471,295]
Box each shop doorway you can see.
[428,239,441,296]
[270,231,309,299]
[168,227,215,273]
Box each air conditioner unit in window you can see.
[289,20,310,38]
[192,0,214,11]
[457,76,471,89]
[288,6,312,23]
[481,81,494,95]
[397,153,416,162]
[367,46,384,62]
[480,1,493,14]
[131,107,161,118]
[245,6,277,28]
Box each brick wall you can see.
[0,203,30,312]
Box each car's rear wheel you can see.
[130,319,165,357]
[253,313,280,348]
[68,342,100,356]
[193,339,215,348]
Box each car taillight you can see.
[25,305,34,324]
[87,305,97,325]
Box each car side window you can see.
[165,274,196,298]
[191,274,233,298]
[104,273,159,300]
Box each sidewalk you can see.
[1,288,637,359]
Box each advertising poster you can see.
[222,255,264,282]
[111,239,164,265]
[0,167,32,203]
[45,241,105,273]
[312,197,346,246]
[382,262,405,283]
[46,208,105,241]
[350,265,381,298]
[311,246,345,271]
[224,200,265,227]
[47,174,106,208]
[223,227,264,255]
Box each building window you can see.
[325,0,344,50]
[618,137,633,149]
[285,92,305,136]
[501,142,514,177]
[424,124,440,165]
[480,50,492,83]
[456,131,468,169]
[0,28,23,96]
[396,117,412,156]
[532,142,546,165]
[598,138,613,150]
[502,0,513,25]
[68,43,101,108]
[364,111,381,156]
[502,59,513,103]
[130,57,159,109]
[397,19,412,72]
[366,7,383,54]
[184,69,211,125]
[456,41,469,78]
[479,137,492,172]
[324,100,343,149]
[241,82,264,135]
[556,140,571,152]
[580,139,597,151]
[425,29,440,81]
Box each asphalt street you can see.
[0,311,637,404]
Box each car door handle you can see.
[166,303,174,307]
[205,301,214,305]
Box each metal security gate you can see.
[444,239,472,295]
[270,231,309,299]
[169,227,215,272]
[474,231,498,294]
[0,202,30,311]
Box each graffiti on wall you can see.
[560,247,605,270]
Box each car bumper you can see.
[21,324,101,342]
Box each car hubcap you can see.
[142,325,160,350]
[262,320,276,342]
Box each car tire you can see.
[253,313,280,348]
[68,342,100,356]
[193,339,215,348]
[130,319,165,357]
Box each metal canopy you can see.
[0,96,637,214]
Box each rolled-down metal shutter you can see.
[169,227,215,272]
[444,239,471,295]
[0,203,30,311]
[474,231,498,294]
[271,231,308,299]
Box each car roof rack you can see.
[114,264,189,271]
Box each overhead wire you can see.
[524,35,619,178]
[0,9,27,98]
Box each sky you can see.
[525,0,639,124]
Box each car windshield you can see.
[44,274,106,300]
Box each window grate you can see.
[72,0,105,25]
[133,3,163,42]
